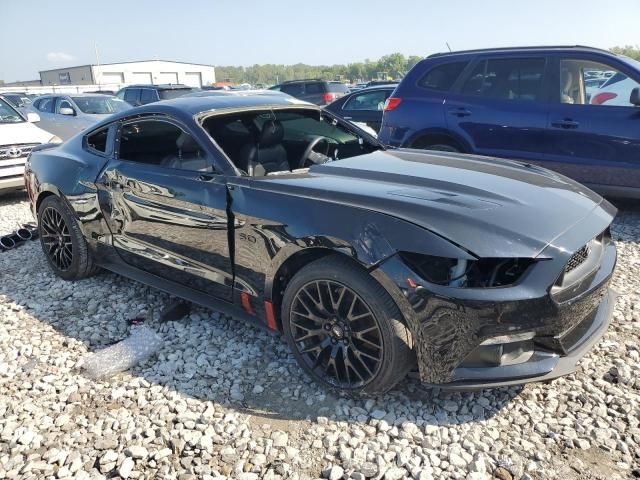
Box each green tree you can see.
[376,53,408,79]
[406,55,423,72]
[611,45,640,61]
[214,52,428,86]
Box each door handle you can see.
[551,119,580,129]
[449,108,472,117]
[198,174,215,182]
[343,116,353,120]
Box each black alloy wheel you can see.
[289,279,383,389]
[37,195,99,281]
[282,255,414,396]
[40,206,73,271]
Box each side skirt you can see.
[99,260,276,334]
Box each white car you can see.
[0,97,61,194]
[590,73,640,106]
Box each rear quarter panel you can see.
[378,59,448,147]
[28,136,110,244]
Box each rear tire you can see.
[37,195,99,281]
[281,255,414,396]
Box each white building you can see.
[39,60,215,88]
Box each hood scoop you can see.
[387,188,499,210]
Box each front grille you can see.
[0,143,39,160]
[565,244,590,273]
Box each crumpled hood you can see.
[258,149,615,258]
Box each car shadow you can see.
[1,248,523,430]
[10,192,639,429]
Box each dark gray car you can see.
[269,80,349,105]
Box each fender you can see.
[263,213,476,301]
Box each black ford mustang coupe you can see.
[25,94,617,395]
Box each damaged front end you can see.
[372,223,617,388]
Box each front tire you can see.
[37,195,99,281]
[282,255,414,396]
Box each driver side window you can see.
[343,90,390,111]
[55,98,73,114]
[36,97,55,113]
[118,120,213,172]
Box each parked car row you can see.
[5,45,640,202]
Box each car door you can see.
[280,83,305,101]
[123,88,141,106]
[32,97,59,135]
[338,88,392,132]
[53,97,86,139]
[544,54,640,189]
[445,55,551,161]
[303,82,325,105]
[140,88,159,105]
[96,116,233,300]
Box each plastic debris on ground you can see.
[81,324,162,380]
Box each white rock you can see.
[118,457,135,479]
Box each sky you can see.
[1,0,638,82]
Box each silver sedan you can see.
[31,94,131,139]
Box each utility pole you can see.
[94,42,101,86]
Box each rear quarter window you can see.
[328,83,349,93]
[159,89,193,100]
[305,83,324,94]
[418,61,469,91]
[281,83,305,96]
[86,128,109,153]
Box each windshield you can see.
[71,96,131,114]
[328,83,350,93]
[2,94,32,108]
[0,98,24,123]
[202,107,380,176]
[159,88,193,100]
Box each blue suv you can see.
[379,46,640,198]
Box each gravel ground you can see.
[0,191,638,480]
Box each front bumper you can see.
[372,226,617,388]
[430,288,615,389]
[0,175,26,193]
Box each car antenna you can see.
[446,42,452,52]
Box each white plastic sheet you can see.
[81,326,162,379]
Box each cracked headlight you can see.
[399,252,534,288]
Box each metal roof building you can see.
[39,60,215,88]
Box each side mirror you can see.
[26,112,40,123]
[59,107,75,116]
[631,87,640,106]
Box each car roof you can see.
[183,89,291,98]
[428,45,613,59]
[123,84,192,90]
[97,93,317,121]
[357,84,397,90]
[33,93,116,99]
